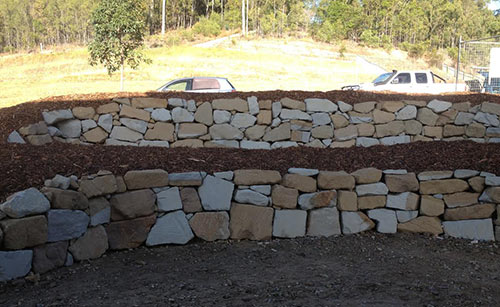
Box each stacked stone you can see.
[1,168,499,281]
[8,98,500,147]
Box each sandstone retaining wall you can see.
[8,97,500,147]
[1,167,499,281]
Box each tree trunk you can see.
[162,0,166,35]
[120,63,124,91]
[242,0,245,35]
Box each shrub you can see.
[193,17,221,37]
[359,30,380,47]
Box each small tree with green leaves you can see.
[88,0,150,91]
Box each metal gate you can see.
[456,35,500,93]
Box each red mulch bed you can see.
[1,91,500,201]
[1,141,499,201]
[1,90,499,142]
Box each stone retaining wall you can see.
[1,167,499,281]
[7,97,500,147]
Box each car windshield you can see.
[373,72,395,85]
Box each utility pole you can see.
[242,0,246,35]
[161,0,166,35]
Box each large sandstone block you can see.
[351,168,382,184]
[282,174,317,193]
[373,109,395,124]
[263,123,291,142]
[443,125,465,137]
[131,97,167,109]
[380,101,404,112]
[68,225,108,261]
[234,170,282,185]
[420,179,469,194]
[298,191,336,210]
[281,97,306,110]
[385,173,419,192]
[124,169,169,190]
[418,171,453,181]
[109,126,143,142]
[480,187,500,203]
[199,175,234,211]
[272,210,307,238]
[229,203,273,240]
[353,101,376,113]
[341,211,375,234]
[47,209,89,242]
[42,109,73,125]
[157,187,183,212]
[375,121,405,138]
[334,125,358,141]
[144,122,175,141]
[26,134,52,145]
[305,98,337,112]
[272,185,298,209]
[105,214,156,249]
[212,98,249,112]
[42,188,89,210]
[420,196,444,216]
[169,172,203,186]
[19,121,48,136]
[72,107,96,120]
[0,188,50,218]
[210,124,244,140]
[357,196,386,209]
[110,189,156,221]
[120,105,151,121]
[194,102,213,125]
[443,219,494,241]
[79,174,117,198]
[119,118,148,134]
[180,187,202,213]
[443,192,479,208]
[97,103,119,114]
[397,216,442,235]
[0,250,33,282]
[83,127,108,143]
[189,212,230,241]
[234,189,269,206]
[89,197,110,226]
[337,190,357,211]
[356,183,388,196]
[444,203,495,221]
[318,171,355,190]
[146,211,194,246]
[32,241,68,274]
[0,216,47,249]
[178,123,208,139]
[307,207,341,237]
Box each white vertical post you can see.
[161,0,166,35]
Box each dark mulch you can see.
[1,90,499,142]
[1,141,499,201]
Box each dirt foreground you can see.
[1,233,499,306]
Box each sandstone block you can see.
[177,123,207,139]
[124,169,169,190]
[210,124,244,140]
[272,185,298,209]
[144,122,175,141]
[397,216,442,234]
[311,125,333,139]
[444,203,495,221]
[337,191,357,211]
[396,210,419,223]
[156,187,183,212]
[420,179,469,194]
[341,211,375,234]
[263,123,291,142]
[106,215,156,249]
[423,126,443,139]
[468,176,485,193]
[151,108,172,122]
[257,110,272,125]
[385,173,419,192]
[420,195,444,216]
[466,122,486,137]
[173,139,204,148]
[189,212,230,241]
[120,105,150,121]
[298,191,336,210]
[480,187,500,203]
[381,101,404,112]
[427,99,452,113]
[180,187,202,213]
[83,127,108,143]
[282,174,317,193]
[26,134,52,145]
[305,98,338,112]
[0,188,50,218]
[110,126,142,142]
[119,118,148,134]
[351,168,382,184]
[334,125,358,141]
[229,203,273,240]
[373,109,395,124]
[97,103,119,114]
[331,114,349,128]
[131,97,166,109]
[57,119,82,138]
[7,131,25,144]
[146,211,194,246]
[234,170,282,185]
[42,188,89,210]
[404,120,423,135]
[281,97,305,110]
[357,123,375,137]
[455,112,475,125]
[213,98,249,112]
[110,189,155,221]
[0,216,47,249]
[307,207,341,237]
[259,100,272,110]
[353,101,376,113]
[443,192,479,208]
[89,197,111,226]
[42,109,73,125]
[358,196,386,210]
[79,174,117,198]
[375,121,405,138]
[68,226,108,261]
[480,102,500,116]
[234,189,269,206]
[73,107,96,120]
[417,107,439,126]
[98,114,113,133]
[418,171,453,181]
[318,171,355,190]
[273,210,307,238]
[356,183,388,196]
[443,219,494,241]
[443,125,465,137]
[19,121,48,136]
[396,105,417,120]
[32,241,68,274]
[245,125,267,140]
[337,101,353,112]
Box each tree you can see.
[88,0,150,91]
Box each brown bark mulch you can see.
[1,141,499,201]
[1,90,499,143]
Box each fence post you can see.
[455,36,462,91]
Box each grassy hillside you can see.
[0,37,436,109]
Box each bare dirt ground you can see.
[1,233,499,306]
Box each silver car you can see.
[157,77,236,93]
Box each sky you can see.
[488,1,500,11]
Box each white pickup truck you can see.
[342,70,468,94]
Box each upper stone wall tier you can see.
[8,97,500,148]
